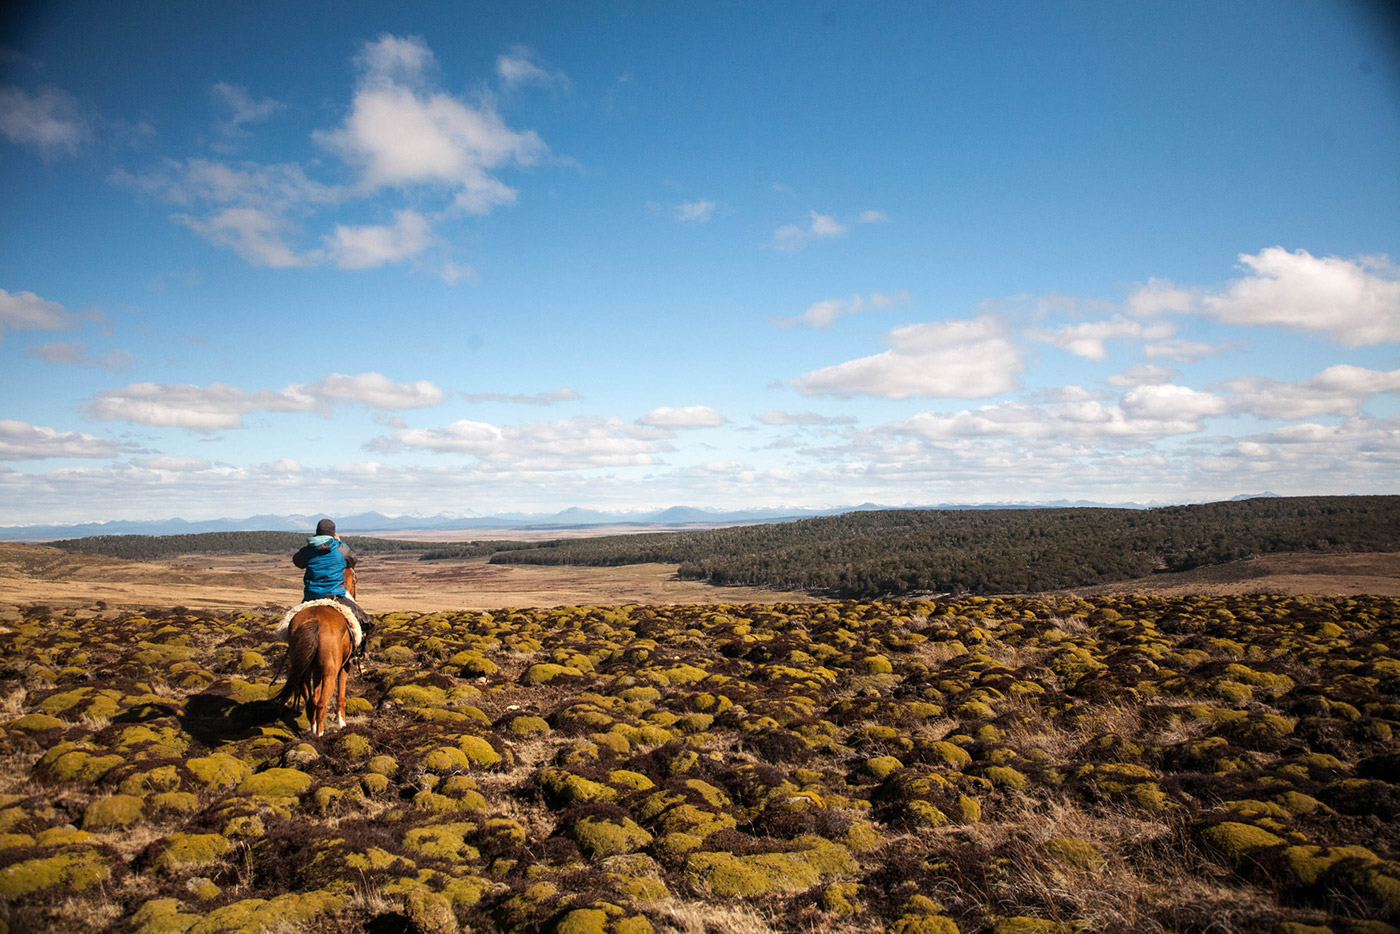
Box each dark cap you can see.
[315,518,336,535]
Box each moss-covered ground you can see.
[1,595,1398,933]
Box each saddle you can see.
[275,598,364,648]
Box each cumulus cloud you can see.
[87,372,444,430]
[25,341,132,369]
[636,405,727,429]
[119,36,547,271]
[675,200,716,223]
[1119,384,1229,422]
[175,207,311,268]
[131,456,212,471]
[121,159,343,268]
[1027,315,1176,360]
[1225,365,1400,419]
[319,34,547,214]
[1143,338,1230,363]
[881,383,1226,446]
[0,288,74,339]
[1127,249,1400,346]
[459,388,581,406]
[303,373,444,410]
[1202,248,1400,345]
[0,420,131,461]
[793,316,1024,400]
[378,415,673,469]
[772,291,910,329]
[324,209,433,269]
[496,47,570,90]
[772,211,848,251]
[0,86,92,154]
[210,82,284,138]
[1124,277,1196,316]
[757,411,858,426]
[1193,416,1400,489]
[1106,364,1179,388]
[858,210,888,224]
[119,158,341,210]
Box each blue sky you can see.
[1,1,1398,524]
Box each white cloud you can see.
[793,316,1024,400]
[306,372,444,410]
[757,411,858,426]
[0,420,130,461]
[675,200,716,223]
[1225,365,1400,419]
[1106,364,1179,388]
[87,372,444,430]
[772,291,910,329]
[1143,338,1230,363]
[809,213,846,237]
[122,159,342,268]
[131,456,212,471]
[325,209,433,269]
[857,210,888,224]
[637,405,727,429]
[319,34,547,213]
[210,82,284,137]
[174,207,310,268]
[772,211,848,251]
[0,288,74,338]
[880,383,1226,447]
[120,158,341,209]
[1193,416,1400,487]
[1201,248,1400,345]
[496,47,570,90]
[382,415,673,469]
[1128,249,1400,345]
[25,341,132,369]
[117,36,547,270]
[0,86,91,154]
[1120,384,1229,422]
[459,388,581,406]
[1124,277,1196,316]
[1027,315,1175,360]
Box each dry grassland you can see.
[0,544,817,618]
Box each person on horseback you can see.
[292,518,375,655]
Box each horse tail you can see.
[277,615,321,711]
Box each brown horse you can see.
[276,566,358,737]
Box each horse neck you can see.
[343,566,357,598]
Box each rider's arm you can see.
[292,544,315,569]
[338,542,358,568]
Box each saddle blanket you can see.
[274,599,363,647]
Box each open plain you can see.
[0,545,1398,934]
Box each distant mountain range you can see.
[0,493,1284,541]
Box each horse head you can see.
[344,564,357,599]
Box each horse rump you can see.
[276,613,321,712]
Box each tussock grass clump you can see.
[0,594,1398,932]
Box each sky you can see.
[1,1,1399,525]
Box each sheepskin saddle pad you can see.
[274,599,362,647]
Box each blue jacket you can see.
[293,534,356,600]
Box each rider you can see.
[292,518,376,655]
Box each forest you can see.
[487,496,1400,597]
